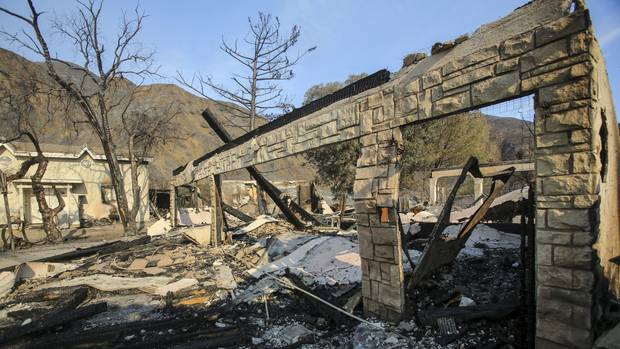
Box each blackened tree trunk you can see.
[27,136,65,241]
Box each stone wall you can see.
[172,1,619,346]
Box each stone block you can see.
[430,85,443,102]
[542,174,596,196]
[571,304,592,329]
[521,39,569,72]
[372,107,385,124]
[537,265,572,289]
[356,165,389,180]
[572,194,598,208]
[536,230,572,245]
[374,244,395,262]
[368,260,381,281]
[538,78,590,107]
[537,298,573,324]
[495,58,519,74]
[537,153,571,176]
[432,90,470,116]
[358,226,373,258]
[368,92,383,108]
[362,278,371,298]
[371,226,398,245]
[535,12,587,47]
[418,90,432,119]
[396,94,418,115]
[358,146,378,167]
[377,146,397,164]
[546,208,590,230]
[537,132,569,148]
[422,70,442,89]
[354,199,377,214]
[545,107,590,132]
[569,32,591,56]
[471,71,519,106]
[337,105,359,129]
[376,192,396,207]
[403,78,422,95]
[500,31,534,58]
[570,129,591,144]
[536,319,592,349]
[521,62,589,92]
[571,152,598,174]
[353,178,374,199]
[442,65,494,91]
[537,243,553,265]
[442,45,498,75]
[537,285,593,308]
[389,264,402,287]
[553,246,592,269]
[377,282,403,309]
[572,270,594,291]
[572,232,594,246]
[356,213,370,227]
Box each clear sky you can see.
[1,0,619,118]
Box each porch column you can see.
[428,177,438,205]
[473,177,484,201]
[354,128,405,322]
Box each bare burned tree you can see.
[119,97,181,227]
[0,80,68,242]
[178,12,315,131]
[0,0,158,235]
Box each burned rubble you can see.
[0,192,533,348]
[0,0,619,348]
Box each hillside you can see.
[0,48,315,188]
[485,115,534,161]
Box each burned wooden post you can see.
[169,183,177,227]
[201,109,318,229]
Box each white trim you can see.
[0,143,153,163]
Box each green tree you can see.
[400,111,500,188]
[303,74,366,213]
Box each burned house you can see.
[170,0,620,347]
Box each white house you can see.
[0,142,150,228]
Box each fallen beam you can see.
[0,302,107,343]
[418,302,520,326]
[408,157,515,289]
[201,109,320,229]
[222,203,254,223]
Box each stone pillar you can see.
[534,77,599,349]
[473,177,484,201]
[428,177,437,205]
[354,128,405,322]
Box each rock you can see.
[156,255,174,267]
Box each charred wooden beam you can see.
[408,157,515,289]
[201,109,320,229]
[0,302,107,344]
[417,302,520,326]
[222,203,254,223]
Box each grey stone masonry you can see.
[356,128,404,322]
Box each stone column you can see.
[534,77,599,349]
[354,128,405,322]
[473,177,484,201]
[428,177,437,205]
